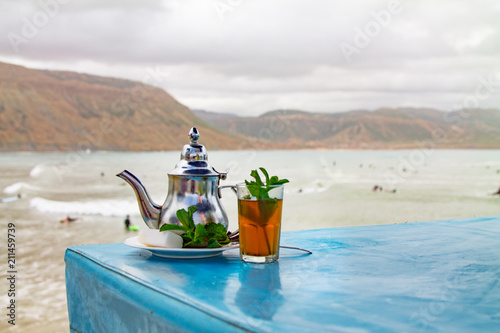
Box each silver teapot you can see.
[117,127,229,229]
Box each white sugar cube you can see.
[137,229,183,248]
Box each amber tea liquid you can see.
[238,198,283,261]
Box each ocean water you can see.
[1,149,499,332]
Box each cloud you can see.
[0,0,499,115]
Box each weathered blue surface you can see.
[65,216,500,332]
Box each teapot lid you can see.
[169,127,222,177]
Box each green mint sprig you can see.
[159,206,230,248]
[245,167,289,200]
[243,167,289,255]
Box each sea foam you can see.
[30,197,139,216]
[3,182,40,194]
[30,163,47,178]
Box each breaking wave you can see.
[30,163,47,178]
[3,182,40,194]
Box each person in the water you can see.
[493,186,500,196]
[1,193,22,203]
[124,215,131,229]
[60,216,79,223]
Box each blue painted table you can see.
[65,216,500,332]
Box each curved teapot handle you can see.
[218,185,237,198]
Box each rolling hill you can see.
[0,62,245,151]
[194,107,500,149]
[1,61,499,151]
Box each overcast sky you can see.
[1,0,499,116]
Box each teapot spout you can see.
[116,170,161,229]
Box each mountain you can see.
[0,62,246,151]
[195,107,500,149]
[192,109,240,123]
[2,61,499,151]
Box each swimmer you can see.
[493,186,500,196]
[60,216,79,223]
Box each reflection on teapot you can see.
[235,262,284,320]
[117,127,229,230]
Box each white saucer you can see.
[124,236,239,259]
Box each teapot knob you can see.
[189,127,199,143]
